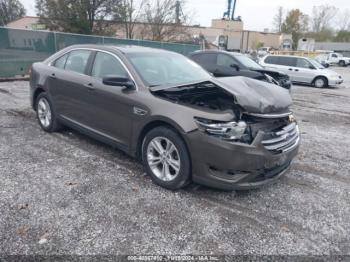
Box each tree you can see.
[311,5,337,33]
[141,0,192,41]
[336,9,350,31]
[272,6,284,33]
[306,28,334,42]
[281,9,308,49]
[0,0,25,26]
[334,30,350,42]
[112,0,145,39]
[35,0,119,35]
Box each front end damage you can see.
[150,77,300,190]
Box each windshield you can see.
[310,59,325,69]
[235,55,263,70]
[126,52,210,87]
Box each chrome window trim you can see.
[48,47,139,90]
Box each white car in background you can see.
[315,53,350,67]
[257,47,271,57]
[260,55,343,88]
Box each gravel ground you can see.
[0,67,350,256]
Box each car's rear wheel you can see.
[313,76,328,88]
[35,92,62,132]
[339,60,346,67]
[142,126,191,190]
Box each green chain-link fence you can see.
[0,27,200,78]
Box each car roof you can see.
[63,44,174,54]
[265,54,312,60]
[190,50,243,56]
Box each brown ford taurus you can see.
[30,45,300,190]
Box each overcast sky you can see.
[21,0,349,31]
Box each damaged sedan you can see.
[30,45,300,190]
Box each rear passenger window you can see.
[279,57,297,67]
[264,56,278,64]
[92,52,128,79]
[54,54,68,69]
[64,50,92,74]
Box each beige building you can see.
[6,16,282,51]
[5,16,43,30]
[112,19,281,51]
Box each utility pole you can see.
[175,1,180,24]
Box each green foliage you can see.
[256,42,264,49]
[35,0,119,35]
[281,9,308,50]
[0,0,25,26]
[305,29,335,42]
[334,30,350,42]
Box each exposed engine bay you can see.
[151,81,241,116]
[151,80,293,145]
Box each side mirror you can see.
[309,65,316,70]
[230,64,240,71]
[102,75,135,89]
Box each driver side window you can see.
[296,58,313,69]
[92,52,128,79]
[217,54,235,67]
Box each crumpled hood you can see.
[251,68,286,77]
[212,76,292,114]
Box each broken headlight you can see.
[195,117,249,142]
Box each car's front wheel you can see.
[313,76,328,88]
[142,126,191,190]
[35,92,62,132]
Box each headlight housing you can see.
[195,117,249,142]
[330,74,341,79]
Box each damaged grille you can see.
[262,122,300,154]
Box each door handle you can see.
[49,73,57,79]
[294,69,299,72]
[84,83,95,90]
[288,68,293,71]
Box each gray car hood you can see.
[150,76,292,114]
[213,76,292,114]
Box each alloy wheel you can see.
[37,97,52,128]
[314,78,325,88]
[146,137,181,182]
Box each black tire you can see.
[35,92,62,132]
[142,126,191,190]
[339,60,346,67]
[313,76,328,88]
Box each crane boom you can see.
[223,0,238,21]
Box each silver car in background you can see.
[260,55,343,88]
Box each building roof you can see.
[315,42,350,51]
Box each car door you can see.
[262,56,289,74]
[48,49,94,124]
[83,51,136,148]
[274,57,298,82]
[329,53,338,64]
[294,58,317,84]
